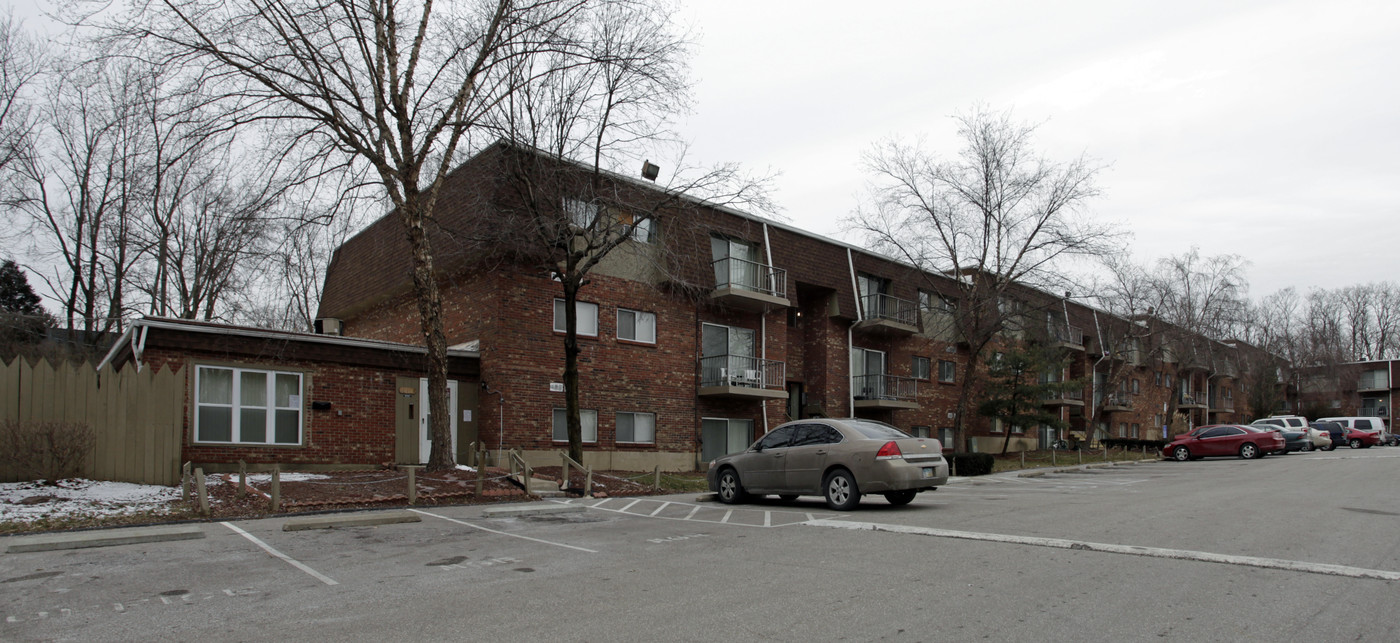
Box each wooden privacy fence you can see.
[0,358,185,486]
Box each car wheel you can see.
[1350,439,1362,449]
[716,468,746,505]
[777,494,798,503]
[1239,443,1258,459]
[1300,442,1311,452]
[883,490,917,506]
[1172,446,1191,462]
[823,469,861,511]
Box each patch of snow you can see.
[0,479,183,524]
[454,464,477,473]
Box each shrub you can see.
[949,452,994,476]
[0,419,96,484]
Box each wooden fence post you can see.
[585,467,593,497]
[407,466,417,504]
[237,460,247,499]
[270,464,281,512]
[653,465,660,492]
[476,447,485,497]
[181,462,191,502]
[194,467,209,516]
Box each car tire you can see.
[883,490,917,506]
[823,469,861,511]
[778,494,798,503]
[1350,439,1362,449]
[1172,446,1191,462]
[716,468,746,505]
[1239,443,1259,459]
[1300,442,1312,452]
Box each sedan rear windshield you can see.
[843,420,912,439]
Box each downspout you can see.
[847,248,863,415]
[1091,310,1108,441]
[133,324,149,373]
[762,223,774,437]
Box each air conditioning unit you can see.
[315,317,343,336]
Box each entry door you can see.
[418,378,459,464]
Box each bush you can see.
[0,419,96,483]
[949,452,994,476]
[1101,438,1167,451]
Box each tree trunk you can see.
[399,193,454,471]
[562,277,584,464]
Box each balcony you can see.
[1102,393,1133,412]
[710,257,790,312]
[697,355,788,400]
[853,293,919,336]
[852,374,919,410]
[1178,392,1207,409]
[1357,372,1389,393]
[1047,323,1085,351]
[1210,397,1235,412]
[1042,388,1085,407]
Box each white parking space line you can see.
[685,506,702,520]
[806,519,1400,581]
[721,510,733,524]
[221,522,339,586]
[649,502,672,517]
[409,509,598,554]
[620,499,642,512]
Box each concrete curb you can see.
[481,504,585,519]
[5,525,205,554]
[282,510,422,531]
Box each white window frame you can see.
[554,298,599,336]
[564,198,598,228]
[912,356,931,380]
[938,360,956,383]
[194,365,303,445]
[616,411,656,444]
[617,308,656,344]
[552,408,598,443]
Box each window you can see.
[618,212,653,243]
[617,309,656,344]
[1131,379,1140,395]
[615,412,655,444]
[1131,423,1140,438]
[195,366,303,445]
[1164,374,1172,388]
[919,291,955,313]
[911,425,931,438]
[711,236,762,291]
[792,424,844,447]
[1011,423,1024,434]
[1118,422,1127,437]
[991,418,1004,434]
[701,323,759,387]
[857,273,892,318]
[553,299,599,336]
[938,360,956,383]
[852,348,887,398]
[1155,372,1162,386]
[552,408,598,443]
[912,356,931,380]
[938,427,954,447]
[755,426,796,450]
[564,198,598,228]
[701,418,754,461]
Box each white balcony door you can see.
[712,237,758,291]
[703,323,757,386]
[851,348,885,398]
[418,378,459,464]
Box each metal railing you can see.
[1210,397,1235,410]
[1179,392,1203,406]
[1048,323,1083,345]
[712,257,787,299]
[698,354,786,389]
[852,374,918,401]
[1044,389,1084,402]
[861,293,918,327]
[1103,393,1134,409]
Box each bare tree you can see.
[0,13,41,177]
[100,0,694,469]
[851,107,1118,451]
[481,1,771,463]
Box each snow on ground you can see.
[0,479,183,524]
[202,472,330,485]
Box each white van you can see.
[1316,416,1394,446]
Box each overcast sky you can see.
[671,0,1400,299]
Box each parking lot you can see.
[4,448,1399,642]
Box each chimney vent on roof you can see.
[641,160,660,181]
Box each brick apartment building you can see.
[1295,360,1395,427]
[316,143,1278,471]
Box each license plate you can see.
[922,467,934,478]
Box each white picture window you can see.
[616,412,656,444]
[196,366,303,445]
[554,298,599,336]
[617,309,656,344]
[564,198,598,228]
[552,408,598,443]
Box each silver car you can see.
[706,418,949,510]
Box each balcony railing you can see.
[698,354,785,391]
[1179,392,1206,407]
[1043,389,1085,404]
[1102,393,1133,410]
[1210,397,1235,411]
[1048,323,1084,347]
[1358,372,1389,391]
[712,257,787,299]
[861,293,918,327]
[852,374,918,402]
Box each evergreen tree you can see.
[978,344,1083,454]
[0,260,44,315]
[0,260,52,351]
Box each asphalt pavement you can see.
[3,448,1398,642]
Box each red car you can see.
[1163,424,1285,461]
[1342,427,1382,449]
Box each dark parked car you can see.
[1163,424,1285,461]
[706,418,948,510]
[1311,421,1346,451]
[1249,422,1309,453]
